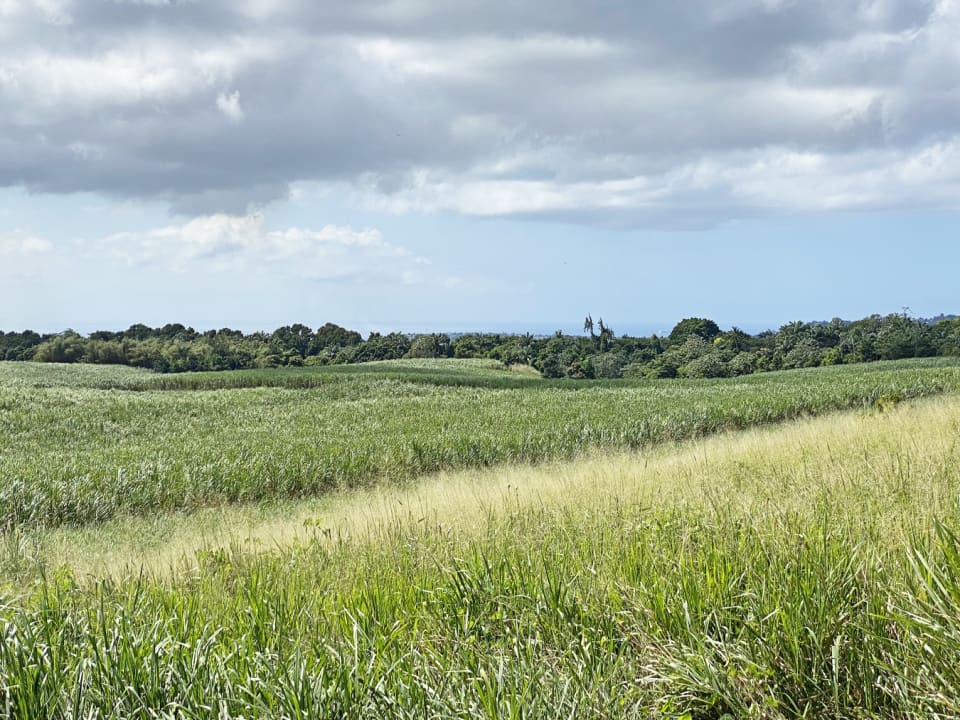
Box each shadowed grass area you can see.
[3,396,960,716]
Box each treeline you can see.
[2,313,960,378]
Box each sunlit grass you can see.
[2,358,959,528]
[14,393,957,583]
[2,396,960,716]
[4,361,960,717]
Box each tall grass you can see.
[2,396,960,717]
[1,359,959,528]
[17,392,958,581]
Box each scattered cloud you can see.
[0,0,957,226]
[0,229,55,279]
[0,229,53,256]
[94,213,439,283]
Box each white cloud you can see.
[355,33,621,80]
[0,229,55,279]
[346,132,960,225]
[94,213,437,283]
[0,230,53,256]
[0,37,274,120]
[0,1,958,226]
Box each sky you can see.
[1,0,959,336]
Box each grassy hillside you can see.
[6,356,960,391]
[0,358,542,391]
[3,393,960,717]
[2,358,960,527]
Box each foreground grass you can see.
[2,358,960,527]
[3,397,960,717]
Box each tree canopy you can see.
[4,312,958,379]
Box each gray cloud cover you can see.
[0,0,957,225]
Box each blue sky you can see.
[1,1,958,336]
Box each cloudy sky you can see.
[1,0,958,335]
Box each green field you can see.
[3,359,960,717]
[2,358,960,528]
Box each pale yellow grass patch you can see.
[508,363,542,377]
[41,395,960,581]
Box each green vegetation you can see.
[3,371,960,716]
[4,310,960,379]
[0,358,533,391]
[3,358,960,528]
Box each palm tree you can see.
[597,318,614,352]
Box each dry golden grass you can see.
[7,394,960,717]
[507,362,542,377]
[36,394,960,581]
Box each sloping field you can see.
[18,388,960,583]
[2,360,960,716]
[1,358,959,527]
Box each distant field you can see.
[3,378,960,716]
[0,358,540,391]
[6,355,960,391]
[1,357,960,527]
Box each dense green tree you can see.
[782,337,824,369]
[612,335,661,365]
[8,310,960,377]
[590,352,624,379]
[714,327,753,354]
[157,323,198,341]
[407,334,452,359]
[88,330,120,342]
[32,333,86,363]
[935,318,960,356]
[728,351,757,376]
[489,335,534,366]
[351,332,411,362]
[874,313,934,361]
[310,323,363,356]
[668,317,721,345]
[123,324,153,341]
[84,340,126,365]
[538,352,565,378]
[645,355,680,379]
[680,352,728,378]
[452,334,504,359]
[0,330,44,360]
[533,332,582,378]
[270,324,314,359]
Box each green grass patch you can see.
[3,395,960,716]
[2,358,960,528]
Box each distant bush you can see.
[621,362,647,379]
[680,353,729,379]
[728,352,756,376]
[590,352,624,379]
